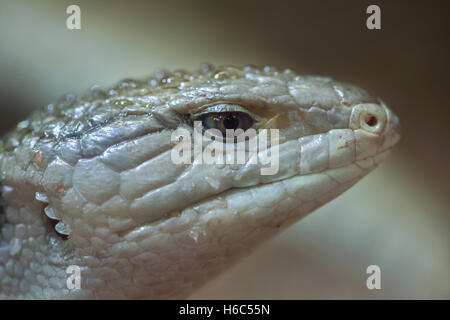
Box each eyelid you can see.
[192,103,262,123]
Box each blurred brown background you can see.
[0,0,448,299]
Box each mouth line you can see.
[120,149,391,239]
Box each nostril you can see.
[350,103,386,133]
[365,115,378,127]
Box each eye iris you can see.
[197,111,254,138]
[222,114,239,130]
[202,116,211,129]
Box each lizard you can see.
[0,64,400,299]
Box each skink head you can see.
[0,65,401,299]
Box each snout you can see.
[349,101,401,160]
[380,100,401,150]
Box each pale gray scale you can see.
[79,116,165,159]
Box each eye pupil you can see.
[223,115,239,130]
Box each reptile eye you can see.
[199,112,254,136]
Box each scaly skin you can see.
[0,65,400,299]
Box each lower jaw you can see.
[124,150,390,244]
[115,151,390,299]
[191,149,391,218]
